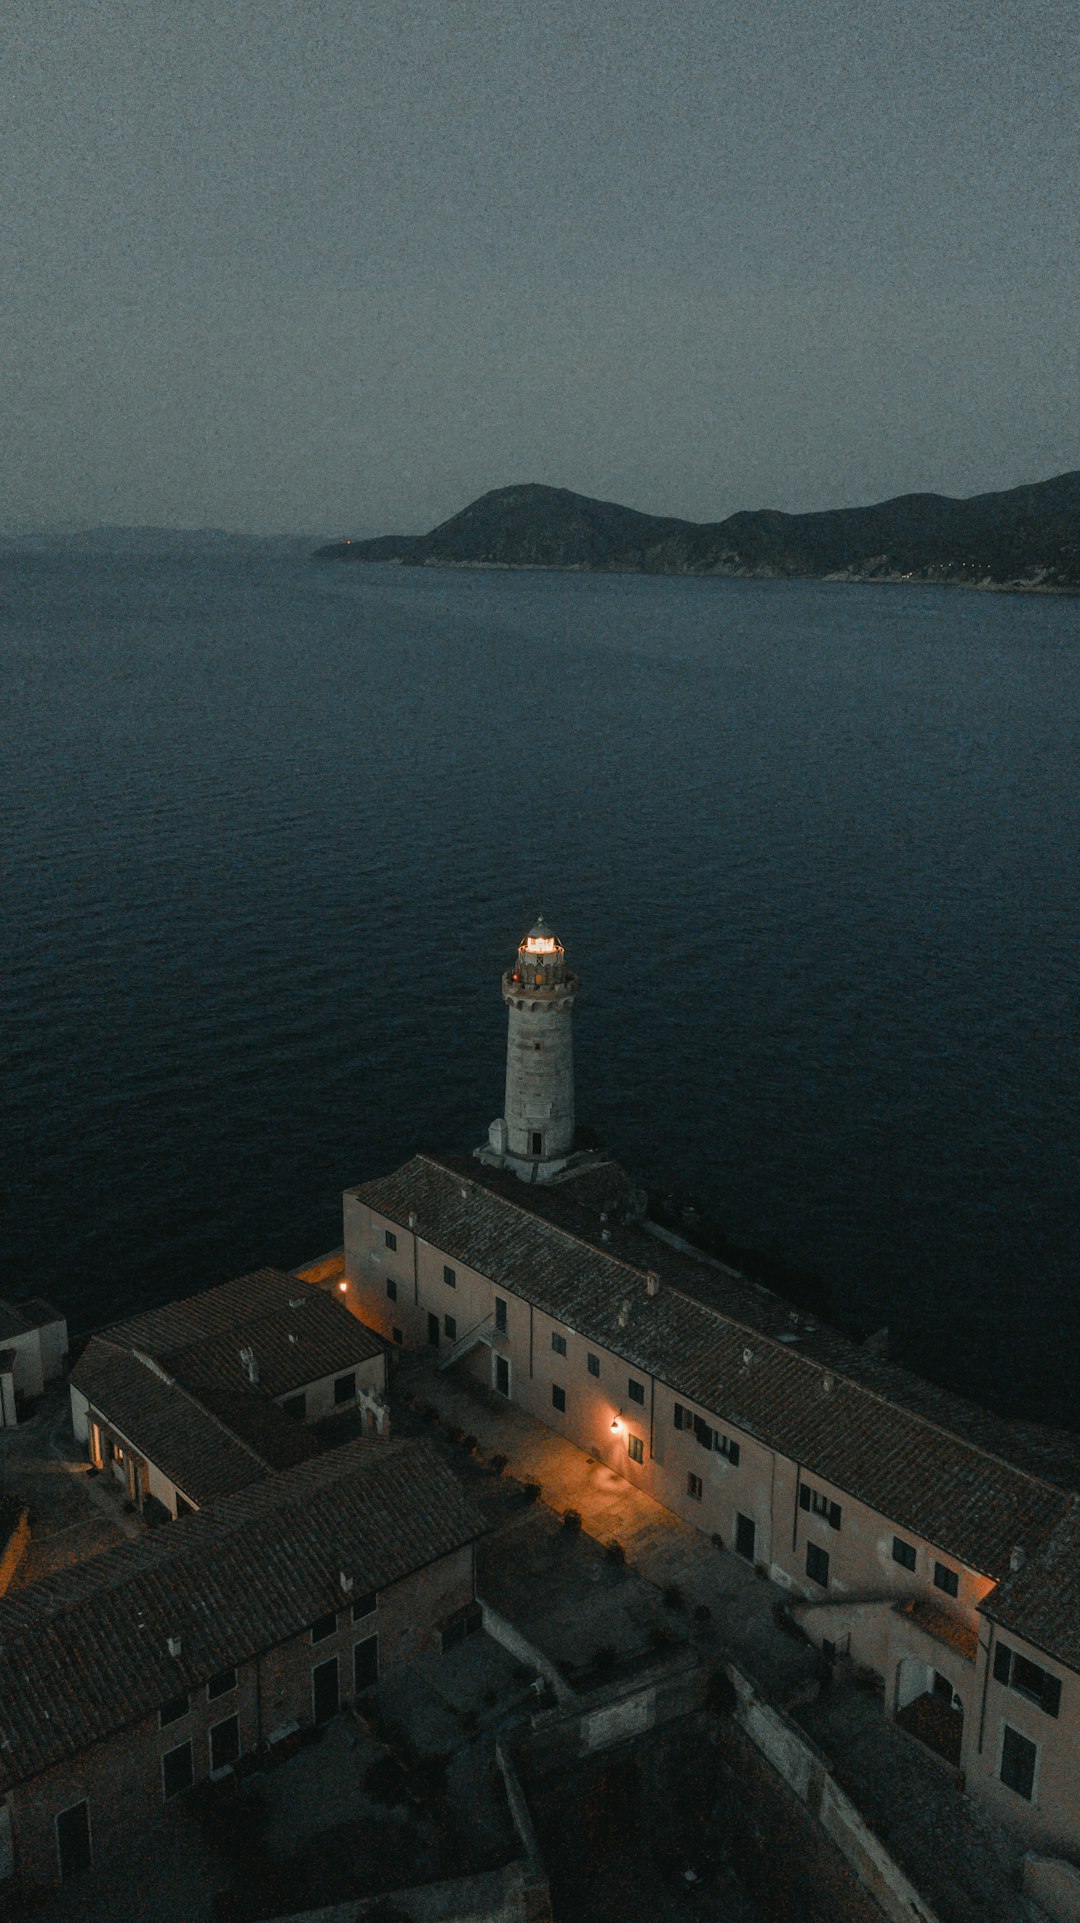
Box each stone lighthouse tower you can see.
[478,918,579,1183]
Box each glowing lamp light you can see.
[523,935,558,955]
[338,1280,348,1293]
[610,1418,620,1433]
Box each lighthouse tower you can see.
[478,918,579,1183]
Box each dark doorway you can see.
[56,1802,92,1881]
[312,1656,339,1725]
[494,1354,510,1397]
[427,1312,440,1347]
[735,1513,756,1561]
[531,1131,543,1156]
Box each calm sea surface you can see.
[3,547,1078,1426]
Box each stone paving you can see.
[0,1382,136,1589]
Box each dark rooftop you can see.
[0,1438,483,1794]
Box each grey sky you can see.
[3,0,1077,533]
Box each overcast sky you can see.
[3,0,1078,534]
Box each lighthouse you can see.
[478,918,579,1183]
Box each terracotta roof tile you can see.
[979,1499,1080,1675]
[0,1440,482,1793]
[351,1155,1071,1583]
[71,1339,274,1504]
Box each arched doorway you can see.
[895,1657,964,1765]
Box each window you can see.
[351,1592,376,1622]
[933,1561,959,1597]
[207,1668,236,1700]
[627,1435,644,1464]
[531,1132,543,1156]
[160,1692,189,1728]
[806,1541,830,1588]
[392,1327,403,1345]
[282,1391,306,1420]
[354,1635,379,1691]
[586,1352,600,1378]
[209,1715,240,1774]
[386,1277,398,1301]
[444,1313,457,1341]
[687,1472,703,1501]
[310,1611,337,1644]
[161,1742,193,1800]
[673,1402,692,1430]
[56,1801,92,1879]
[384,1229,397,1251]
[1000,1724,1037,1801]
[628,1378,645,1405]
[313,1655,339,1725]
[334,1372,357,1405]
[693,1415,713,1452]
[443,1264,456,1289]
[495,1296,508,1334]
[993,1643,1061,1717]
[552,1384,566,1412]
[714,1432,740,1465]
[799,1484,841,1529]
[551,1332,567,1356]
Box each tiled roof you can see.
[72,1339,277,1504]
[445,1158,1080,1488]
[979,1499,1080,1675]
[896,1597,978,1661]
[0,1439,483,1794]
[351,1155,1071,1582]
[71,1271,384,1501]
[108,1268,382,1390]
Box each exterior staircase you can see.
[437,1311,497,1372]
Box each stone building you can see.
[70,1266,386,1518]
[0,1438,482,1890]
[0,1297,68,1426]
[342,920,1080,1863]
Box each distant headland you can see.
[313,471,1080,593]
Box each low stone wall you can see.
[480,1601,576,1707]
[1023,1853,1080,1923]
[524,1651,706,1770]
[729,1667,941,1923]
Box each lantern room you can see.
[511,917,567,992]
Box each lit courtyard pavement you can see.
[0,1384,137,1588]
[391,1354,822,1699]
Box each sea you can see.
[3,544,1078,1429]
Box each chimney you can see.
[167,1635,182,1659]
[646,1271,660,1297]
[408,1211,418,1230]
[239,1346,258,1385]
[339,1571,354,1595]
[1010,1546,1027,1573]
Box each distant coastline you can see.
[313,471,1080,595]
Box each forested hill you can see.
[314,472,1080,591]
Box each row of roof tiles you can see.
[350,1155,1075,1604]
[0,1440,482,1794]
[70,1269,383,1505]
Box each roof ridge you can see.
[0,1438,428,1627]
[414,1154,1068,1509]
